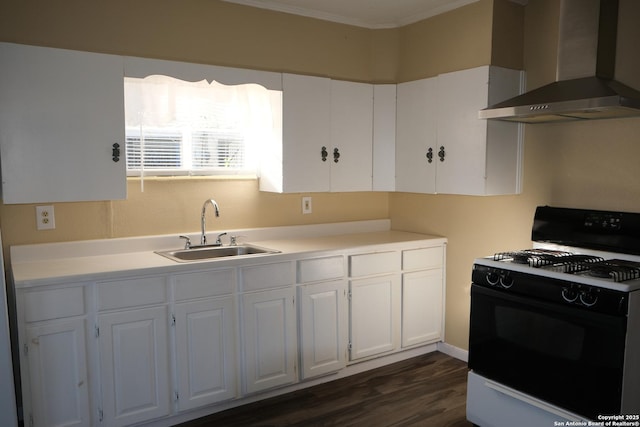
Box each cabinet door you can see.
[401,268,444,348]
[298,280,347,379]
[395,78,437,194]
[0,42,126,204]
[435,66,490,195]
[373,84,397,191]
[25,319,91,427]
[279,73,331,193]
[174,297,236,411]
[349,274,401,361]
[242,288,297,394]
[99,306,170,427]
[330,80,373,192]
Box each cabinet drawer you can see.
[349,251,400,277]
[297,256,344,283]
[402,246,443,271]
[174,268,236,301]
[23,286,86,322]
[241,261,294,292]
[98,276,167,311]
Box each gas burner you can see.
[582,259,640,282]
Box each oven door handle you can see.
[484,379,585,422]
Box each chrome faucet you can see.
[200,199,220,245]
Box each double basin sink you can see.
[156,243,280,263]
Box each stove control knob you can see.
[500,274,514,289]
[561,285,579,303]
[486,271,500,286]
[579,288,599,307]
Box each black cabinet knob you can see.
[112,143,121,162]
[426,147,433,163]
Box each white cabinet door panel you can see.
[26,319,90,427]
[435,67,489,195]
[330,80,373,192]
[395,78,437,194]
[99,306,170,427]
[279,73,331,193]
[373,84,396,191]
[0,42,126,204]
[242,288,297,394]
[349,274,401,361]
[298,280,347,379]
[402,269,444,348]
[175,297,236,411]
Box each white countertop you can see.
[10,221,446,288]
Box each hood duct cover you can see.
[479,0,640,123]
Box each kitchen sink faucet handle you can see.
[230,235,246,246]
[216,232,228,246]
[179,235,191,249]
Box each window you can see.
[124,75,282,177]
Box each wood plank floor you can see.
[178,351,472,427]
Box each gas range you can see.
[467,206,640,426]
[475,248,640,292]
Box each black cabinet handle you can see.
[333,148,340,163]
[112,143,121,162]
[426,147,433,163]
[438,146,445,162]
[321,146,328,162]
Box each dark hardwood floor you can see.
[178,351,472,427]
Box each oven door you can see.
[469,283,627,420]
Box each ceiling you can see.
[221,0,489,29]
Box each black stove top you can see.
[491,249,640,282]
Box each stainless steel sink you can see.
[156,244,280,263]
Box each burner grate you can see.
[494,249,575,267]
[581,259,640,282]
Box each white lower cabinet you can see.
[298,279,348,379]
[96,276,171,427]
[26,319,91,427]
[348,251,402,362]
[401,269,444,347]
[15,238,446,426]
[349,274,402,361]
[98,306,171,427]
[174,297,236,410]
[297,255,347,379]
[172,268,237,411]
[19,285,91,427]
[241,287,297,394]
[401,246,446,348]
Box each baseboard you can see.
[437,342,468,362]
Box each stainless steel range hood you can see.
[479,0,640,123]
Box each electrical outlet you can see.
[302,196,312,214]
[35,205,56,230]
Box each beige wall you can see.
[2,0,640,352]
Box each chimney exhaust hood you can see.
[479,0,640,123]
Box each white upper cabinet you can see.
[260,74,375,193]
[396,66,524,195]
[330,80,374,192]
[436,66,523,195]
[372,84,397,191]
[395,77,438,194]
[0,43,126,204]
[265,73,332,193]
